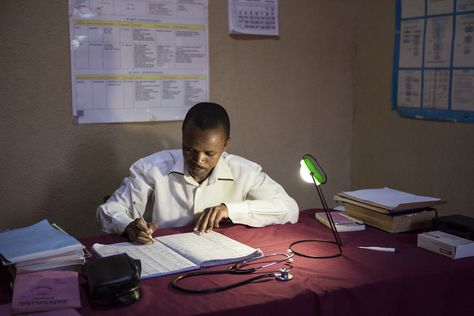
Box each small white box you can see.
[417,230,474,259]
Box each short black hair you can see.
[182,102,230,138]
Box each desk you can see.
[2,209,474,315]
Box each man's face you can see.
[182,120,229,183]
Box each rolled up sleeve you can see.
[225,167,299,227]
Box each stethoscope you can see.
[171,252,294,293]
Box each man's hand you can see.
[195,204,229,234]
[123,219,158,244]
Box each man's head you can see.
[182,102,231,183]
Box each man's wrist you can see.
[122,221,134,240]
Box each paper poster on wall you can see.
[68,0,209,124]
[393,0,474,123]
[228,0,279,36]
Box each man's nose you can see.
[193,152,205,163]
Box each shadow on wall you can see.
[38,127,179,238]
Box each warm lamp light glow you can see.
[299,160,319,185]
[299,156,326,186]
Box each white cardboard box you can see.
[417,230,474,259]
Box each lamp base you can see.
[288,239,342,259]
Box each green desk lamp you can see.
[289,154,343,258]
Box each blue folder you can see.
[0,220,83,264]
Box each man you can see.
[97,102,299,244]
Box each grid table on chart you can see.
[234,4,276,30]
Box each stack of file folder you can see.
[0,220,85,275]
[333,187,445,233]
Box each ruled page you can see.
[91,241,198,279]
[157,231,262,267]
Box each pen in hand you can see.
[358,246,399,253]
[133,201,154,244]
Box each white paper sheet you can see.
[92,241,197,279]
[397,70,422,107]
[157,231,261,267]
[399,19,425,68]
[228,0,279,36]
[424,16,453,67]
[342,187,441,209]
[457,0,474,12]
[451,70,474,111]
[423,69,450,109]
[68,0,209,124]
[402,0,425,18]
[427,0,454,15]
[453,14,474,67]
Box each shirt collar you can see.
[169,153,185,175]
[168,152,234,186]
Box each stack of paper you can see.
[0,220,85,273]
[334,187,445,233]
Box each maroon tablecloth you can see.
[2,209,474,315]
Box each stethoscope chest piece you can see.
[274,267,293,281]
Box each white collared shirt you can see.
[97,150,299,234]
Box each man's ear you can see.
[224,137,231,151]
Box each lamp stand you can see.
[289,165,343,259]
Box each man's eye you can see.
[206,152,215,156]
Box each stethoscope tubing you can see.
[171,271,275,293]
[171,252,293,293]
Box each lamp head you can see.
[299,154,326,186]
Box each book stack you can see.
[0,220,85,275]
[315,211,366,232]
[334,187,445,233]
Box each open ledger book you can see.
[92,231,262,279]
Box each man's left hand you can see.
[195,204,229,233]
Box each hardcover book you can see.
[315,211,365,232]
[344,203,436,233]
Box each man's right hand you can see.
[123,219,157,244]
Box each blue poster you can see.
[393,0,474,123]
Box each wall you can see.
[351,0,474,217]
[0,1,354,237]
